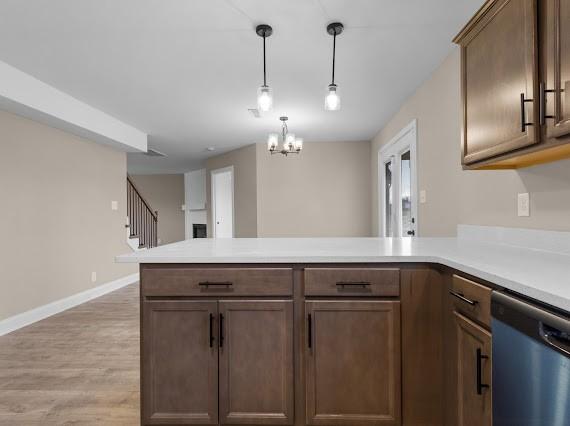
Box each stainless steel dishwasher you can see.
[492,291,570,426]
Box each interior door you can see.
[142,300,218,425]
[212,167,234,238]
[454,312,492,426]
[380,123,417,237]
[460,0,538,164]
[544,0,570,138]
[219,300,294,425]
[305,301,401,426]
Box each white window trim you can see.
[378,119,418,237]
[210,165,235,238]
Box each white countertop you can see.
[117,228,570,313]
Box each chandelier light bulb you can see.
[257,85,273,113]
[267,133,279,150]
[285,133,296,150]
[325,84,341,111]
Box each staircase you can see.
[127,176,158,249]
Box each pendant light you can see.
[325,22,344,111]
[256,24,273,113]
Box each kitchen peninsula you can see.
[117,226,570,426]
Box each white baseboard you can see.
[0,272,139,337]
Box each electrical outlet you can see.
[518,193,530,217]
[111,200,118,211]
[420,190,427,204]
[91,271,97,283]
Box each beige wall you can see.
[256,141,371,237]
[205,144,257,237]
[0,110,136,321]
[129,174,185,245]
[371,48,570,237]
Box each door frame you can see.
[210,166,235,238]
[378,119,418,237]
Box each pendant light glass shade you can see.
[257,85,273,113]
[284,133,295,150]
[294,138,304,150]
[267,133,279,150]
[325,84,341,111]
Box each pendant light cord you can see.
[331,32,336,85]
[263,33,267,87]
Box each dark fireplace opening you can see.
[193,223,207,238]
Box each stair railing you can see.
[127,176,158,249]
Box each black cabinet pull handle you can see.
[209,313,214,348]
[199,281,233,287]
[307,314,312,349]
[539,82,556,125]
[336,281,371,288]
[476,348,489,395]
[219,313,224,348]
[520,93,534,132]
[449,290,478,306]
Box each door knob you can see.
[407,230,415,236]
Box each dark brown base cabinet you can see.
[140,265,494,426]
[305,301,401,425]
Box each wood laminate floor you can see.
[0,284,140,425]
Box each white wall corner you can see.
[0,272,139,336]
[0,60,147,152]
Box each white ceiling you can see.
[0,0,483,173]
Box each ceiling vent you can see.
[144,148,167,157]
[248,108,261,118]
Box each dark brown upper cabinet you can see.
[544,0,570,139]
[454,0,570,169]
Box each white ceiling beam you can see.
[0,60,147,152]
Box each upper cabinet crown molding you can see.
[454,0,570,169]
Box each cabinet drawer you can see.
[304,268,400,297]
[450,275,492,328]
[142,268,293,297]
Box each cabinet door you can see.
[544,0,570,138]
[458,0,538,164]
[455,312,492,426]
[142,300,218,425]
[305,301,401,426]
[219,300,294,425]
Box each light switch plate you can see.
[518,193,530,217]
[420,190,427,204]
[111,200,118,211]
[181,204,186,211]
[91,271,97,283]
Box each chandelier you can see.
[267,116,303,156]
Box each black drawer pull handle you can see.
[520,93,534,132]
[219,313,224,348]
[199,281,233,287]
[209,313,214,348]
[307,314,312,349]
[336,281,371,288]
[476,348,489,395]
[449,290,478,306]
[539,82,556,125]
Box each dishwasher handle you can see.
[493,291,570,357]
[539,322,570,356]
